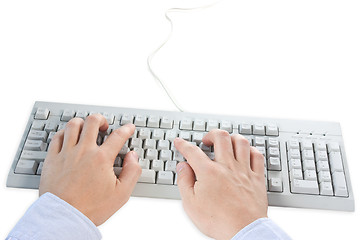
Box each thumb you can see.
[176,162,195,201]
[118,151,141,192]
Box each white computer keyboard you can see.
[6,101,354,211]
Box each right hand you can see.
[174,130,268,240]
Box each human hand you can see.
[39,114,141,226]
[174,130,268,240]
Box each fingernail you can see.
[176,162,186,174]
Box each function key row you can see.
[35,108,279,136]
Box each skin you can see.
[39,114,268,239]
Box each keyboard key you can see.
[268,138,279,148]
[20,150,47,161]
[143,139,156,149]
[36,162,44,175]
[57,122,66,131]
[304,170,317,181]
[220,120,232,133]
[132,148,144,159]
[303,160,315,170]
[289,169,303,181]
[44,122,58,133]
[35,108,49,120]
[130,138,142,149]
[253,123,265,135]
[206,119,219,131]
[316,161,330,172]
[165,130,177,141]
[46,132,56,143]
[121,114,134,125]
[288,149,300,159]
[287,139,299,150]
[289,159,302,170]
[61,109,75,121]
[159,150,172,161]
[138,169,156,183]
[160,116,173,129]
[145,149,158,160]
[193,119,206,131]
[156,171,174,185]
[302,150,314,160]
[266,124,278,136]
[152,129,164,140]
[173,150,184,161]
[318,171,331,182]
[268,157,281,171]
[239,123,252,135]
[254,137,265,146]
[15,160,38,174]
[147,115,160,128]
[24,140,47,151]
[31,121,45,130]
[138,128,151,139]
[269,178,282,192]
[139,159,150,169]
[151,160,164,171]
[28,130,48,142]
[75,110,88,120]
[179,131,191,141]
[332,172,348,197]
[180,118,193,130]
[315,151,328,162]
[314,141,327,152]
[165,160,177,172]
[134,115,147,127]
[320,182,333,196]
[329,152,344,173]
[291,179,319,195]
[268,147,280,158]
[327,142,340,153]
[192,132,204,144]
[301,140,313,151]
[157,140,170,150]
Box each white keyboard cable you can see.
[147,0,224,112]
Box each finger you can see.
[62,118,84,150]
[250,146,265,175]
[174,138,210,177]
[202,130,234,165]
[101,124,135,159]
[117,151,141,192]
[231,134,251,169]
[176,162,195,201]
[79,114,108,146]
[47,130,64,158]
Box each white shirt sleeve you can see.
[231,218,291,240]
[6,192,101,240]
[7,193,289,240]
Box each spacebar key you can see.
[291,179,319,195]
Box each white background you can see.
[0,0,359,239]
